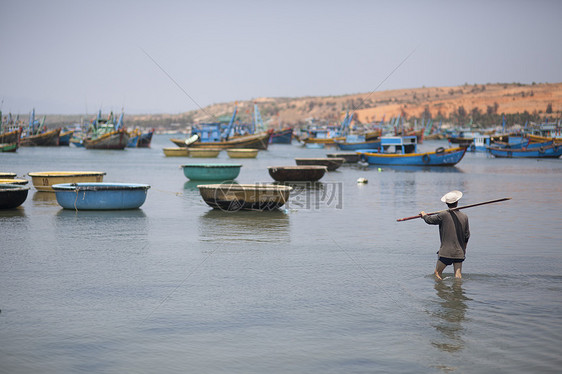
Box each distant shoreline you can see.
[7,82,561,130]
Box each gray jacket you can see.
[423,210,470,259]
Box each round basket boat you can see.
[28,171,106,192]
[226,148,259,158]
[0,172,17,179]
[188,148,221,158]
[51,183,150,210]
[267,166,327,182]
[0,184,30,209]
[181,164,242,181]
[0,178,29,185]
[163,147,189,157]
[197,184,293,211]
[295,157,345,171]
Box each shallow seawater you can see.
[1,135,561,373]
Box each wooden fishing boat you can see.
[20,128,61,146]
[526,134,562,143]
[334,139,381,151]
[181,164,242,181]
[334,134,380,151]
[268,166,327,182]
[138,129,154,147]
[487,143,562,158]
[327,152,359,163]
[127,129,140,147]
[358,147,467,166]
[295,157,345,171]
[270,128,293,144]
[301,135,345,145]
[188,148,221,158]
[300,124,346,146]
[58,129,75,146]
[197,183,292,211]
[0,179,29,185]
[0,128,22,144]
[424,133,445,140]
[28,171,106,192]
[52,183,150,210]
[447,136,473,148]
[0,172,16,179]
[163,147,189,157]
[0,184,30,209]
[226,148,259,158]
[364,129,382,140]
[0,143,18,152]
[84,128,129,150]
[170,131,272,150]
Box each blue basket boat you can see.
[52,183,150,210]
[181,164,242,181]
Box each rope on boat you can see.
[152,188,183,197]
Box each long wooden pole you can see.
[396,197,512,222]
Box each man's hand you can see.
[420,211,427,217]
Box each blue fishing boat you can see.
[270,128,293,144]
[300,113,351,146]
[58,128,75,146]
[127,129,140,147]
[52,183,150,210]
[467,134,491,152]
[335,134,380,151]
[489,135,529,149]
[137,129,154,147]
[487,142,562,158]
[357,136,467,166]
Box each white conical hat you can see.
[441,190,463,204]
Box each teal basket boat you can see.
[181,164,242,181]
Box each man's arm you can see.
[420,211,441,225]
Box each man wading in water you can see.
[420,191,470,280]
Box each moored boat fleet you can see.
[2,105,560,211]
[0,109,154,151]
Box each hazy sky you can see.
[1,0,561,115]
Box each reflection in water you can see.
[430,279,470,353]
[0,207,26,217]
[369,165,464,173]
[267,181,343,210]
[33,191,59,206]
[55,209,148,241]
[55,208,147,219]
[198,209,290,243]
